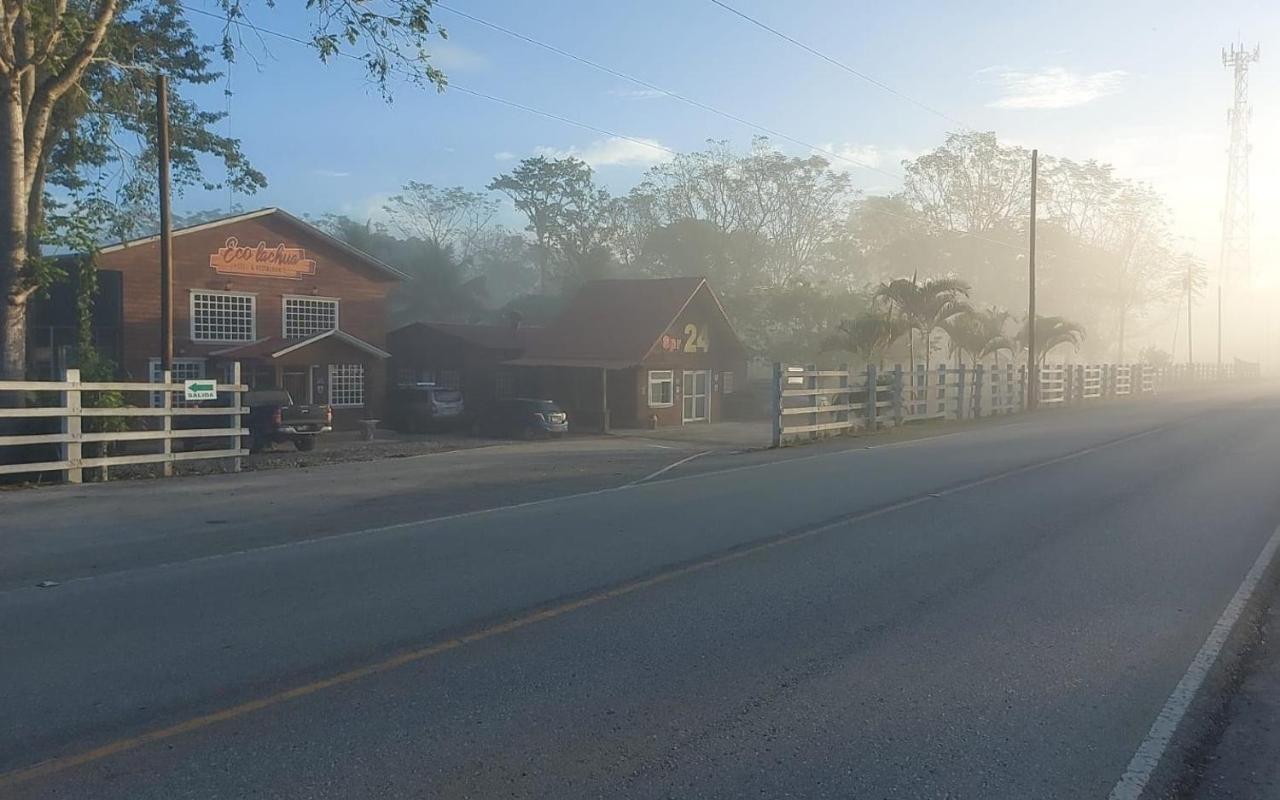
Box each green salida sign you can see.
[184,379,218,401]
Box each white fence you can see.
[773,360,1258,446]
[0,365,246,483]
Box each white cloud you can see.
[985,67,1127,110]
[312,169,351,178]
[534,136,672,168]
[493,151,516,161]
[429,40,488,71]
[606,87,668,100]
[816,142,917,174]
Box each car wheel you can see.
[295,436,317,452]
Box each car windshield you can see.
[9,7,1280,800]
[515,399,560,412]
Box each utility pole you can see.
[156,74,174,372]
[1217,284,1223,375]
[1027,149,1038,410]
[1220,44,1259,285]
[1186,262,1193,364]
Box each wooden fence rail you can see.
[0,364,246,483]
[773,360,1257,447]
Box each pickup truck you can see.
[244,389,333,452]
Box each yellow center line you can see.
[0,418,1182,790]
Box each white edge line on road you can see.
[1108,520,1280,800]
[0,414,1191,598]
[628,451,713,486]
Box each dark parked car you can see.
[473,398,568,439]
[245,389,332,452]
[387,383,466,433]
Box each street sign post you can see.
[184,379,217,401]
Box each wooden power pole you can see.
[156,74,174,373]
[1027,149,1038,410]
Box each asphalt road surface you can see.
[3,385,1280,799]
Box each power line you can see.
[434,2,902,180]
[704,0,971,131]
[179,3,1030,257]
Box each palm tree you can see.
[821,312,911,368]
[874,275,972,374]
[1018,315,1086,365]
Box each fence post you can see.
[771,362,782,448]
[232,361,243,473]
[162,369,174,477]
[61,368,82,484]
[806,363,818,441]
[865,363,878,431]
[896,360,906,424]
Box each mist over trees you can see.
[323,131,1183,368]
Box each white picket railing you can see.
[773,360,1257,446]
[0,365,247,483]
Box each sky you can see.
[174,0,1280,276]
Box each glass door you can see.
[682,370,709,423]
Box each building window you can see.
[283,296,338,339]
[648,370,674,407]
[437,370,461,390]
[494,370,515,400]
[328,363,365,408]
[149,357,205,407]
[722,370,736,395]
[191,291,255,343]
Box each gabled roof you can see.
[209,329,391,360]
[96,207,409,281]
[508,277,739,368]
[391,321,537,351]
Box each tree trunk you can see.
[1,78,30,382]
[1116,309,1127,363]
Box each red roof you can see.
[510,277,726,368]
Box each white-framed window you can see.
[722,370,736,395]
[494,370,515,400]
[283,296,338,339]
[149,357,206,407]
[648,370,674,407]
[328,363,365,408]
[191,290,255,343]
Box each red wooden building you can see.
[508,277,747,429]
[93,208,404,428]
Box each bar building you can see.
[91,208,404,428]
[388,277,747,429]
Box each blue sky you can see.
[175,0,1280,265]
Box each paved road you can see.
[3,385,1279,798]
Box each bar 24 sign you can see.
[660,323,710,354]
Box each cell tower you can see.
[1220,43,1260,283]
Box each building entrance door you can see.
[282,368,310,403]
[681,369,709,423]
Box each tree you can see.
[901,131,1031,235]
[940,307,1016,367]
[384,183,498,262]
[323,215,483,326]
[1172,252,1208,363]
[1019,315,1086,365]
[820,311,909,367]
[489,156,617,292]
[0,1,450,380]
[874,275,972,373]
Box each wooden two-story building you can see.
[93,208,404,427]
